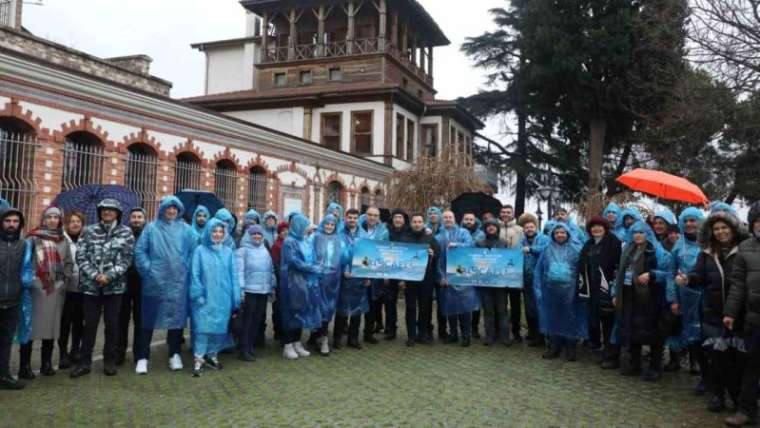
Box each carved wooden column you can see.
[288,9,297,60]
[346,1,355,54]
[390,11,399,50]
[427,46,434,80]
[377,0,387,52]
[261,11,269,63]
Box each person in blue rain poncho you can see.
[710,201,738,219]
[437,210,480,347]
[190,205,210,242]
[425,206,448,339]
[334,208,368,349]
[614,206,644,242]
[279,213,323,360]
[310,214,344,356]
[0,198,9,210]
[426,206,443,236]
[461,212,485,242]
[325,202,345,232]
[611,221,668,381]
[214,208,237,249]
[533,222,587,361]
[133,196,196,374]
[665,207,707,387]
[652,208,678,252]
[604,202,622,236]
[518,213,551,347]
[236,209,261,247]
[553,208,588,246]
[262,210,280,247]
[358,207,390,344]
[189,219,240,377]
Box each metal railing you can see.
[62,138,106,191]
[0,131,38,217]
[125,149,159,219]
[248,170,267,213]
[173,157,202,193]
[0,1,11,28]
[215,164,238,210]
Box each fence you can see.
[62,138,106,191]
[248,169,267,212]
[0,131,38,218]
[215,163,238,210]
[174,155,203,193]
[125,148,159,219]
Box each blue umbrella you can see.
[53,185,142,226]
[175,190,224,224]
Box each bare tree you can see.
[689,0,760,93]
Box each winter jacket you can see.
[401,228,442,285]
[76,220,134,296]
[0,207,33,307]
[63,232,81,293]
[499,220,524,249]
[236,236,276,295]
[725,237,760,333]
[613,238,662,346]
[578,233,622,311]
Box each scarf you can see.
[29,228,64,295]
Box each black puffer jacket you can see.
[725,202,760,333]
[614,241,661,345]
[578,233,622,310]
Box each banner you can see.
[351,239,430,281]
[446,247,524,288]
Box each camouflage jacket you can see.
[76,221,135,295]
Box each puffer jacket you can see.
[236,238,276,295]
[725,236,760,332]
[76,221,135,295]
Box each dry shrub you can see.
[574,191,638,224]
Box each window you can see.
[274,73,287,86]
[62,131,105,191]
[320,113,342,151]
[125,143,158,219]
[406,119,415,161]
[215,160,238,210]
[326,181,344,207]
[248,166,268,212]
[422,124,438,157]
[396,113,405,160]
[450,126,456,150]
[329,68,342,81]
[174,152,202,192]
[402,78,408,88]
[359,187,370,211]
[351,111,372,155]
[458,131,465,156]
[0,118,38,218]
[300,70,312,84]
[0,0,11,27]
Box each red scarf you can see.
[28,228,64,295]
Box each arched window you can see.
[248,166,268,212]
[174,152,202,192]
[359,187,370,211]
[215,160,238,210]
[125,143,158,219]
[0,117,38,217]
[62,131,104,191]
[374,189,385,209]
[326,181,343,208]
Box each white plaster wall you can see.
[206,46,246,95]
[195,141,225,161]
[0,95,10,106]
[18,101,79,132]
[90,118,140,146]
[148,130,187,154]
[312,101,385,155]
[226,108,305,138]
[278,170,307,187]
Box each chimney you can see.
[105,54,153,76]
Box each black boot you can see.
[664,349,681,372]
[542,346,561,360]
[0,373,24,390]
[58,349,73,370]
[642,346,663,382]
[18,343,35,380]
[40,340,56,377]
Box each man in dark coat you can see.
[400,213,441,346]
[116,207,147,366]
[384,209,409,341]
[724,202,760,427]
[475,219,511,346]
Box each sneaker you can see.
[103,361,117,377]
[283,343,299,360]
[135,359,148,375]
[725,412,758,427]
[320,337,330,356]
[0,374,24,390]
[204,356,222,370]
[69,364,91,378]
[192,359,203,378]
[169,354,183,371]
[293,342,311,357]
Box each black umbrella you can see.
[53,185,142,226]
[175,190,224,224]
[451,192,503,223]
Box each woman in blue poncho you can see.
[533,222,587,361]
[134,196,195,374]
[214,208,238,249]
[280,213,323,360]
[189,219,241,377]
[311,214,344,356]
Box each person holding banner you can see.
[426,206,447,340]
[311,214,344,356]
[335,209,368,349]
[385,209,410,341]
[518,213,550,347]
[400,213,441,346]
[475,219,511,346]
[359,207,390,344]
[437,210,480,347]
[533,222,586,361]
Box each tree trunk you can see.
[514,110,528,216]
[588,118,607,192]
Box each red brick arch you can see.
[53,116,117,150]
[170,139,209,167]
[245,155,274,178]
[120,129,168,160]
[0,99,48,138]
[211,148,243,173]
[274,161,313,186]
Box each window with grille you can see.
[396,113,405,160]
[406,119,415,161]
[359,187,370,211]
[321,113,341,151]
[422,124,438,157]
[174,152,202,193]
[326,181,343,207]
[215,160,238,210]
[0,118,38,217]
[351,111,372,155]
[0,0,11,27]
[125,143,159,219]
[62,131,105,191]
[248,166,267,212]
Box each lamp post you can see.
[536,206,543,230]
[537,185,561,224]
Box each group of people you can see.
[1,194,760,426]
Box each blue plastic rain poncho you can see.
[614,206,644,242]
[461,217,485,242]
[604,203,626,245]
[262,210,280,247]
[337,223,369,316]
[324,202,345,232]
[214,208,237,249]
[564,217,589,246]
[532,223,588,340]
[359,214,390,300]
[189,219,241,356]
[426,206,443,235]
[0,198,9,209]
[667,207,705,350]
[520,231,551,322]
[280,214,323,331]
[190,205,211,242]
[709,201,738,219]
[15,241,34,345]
[135,196,196,330]
[311,215,344,322]
[236,226,276,295]
[654,208,677,227]
[437,224,481,315]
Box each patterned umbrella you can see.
[52,185,142,226]
[175,190,224,224]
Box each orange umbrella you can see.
[616,169,708,205]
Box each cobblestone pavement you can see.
[0,306,726,428]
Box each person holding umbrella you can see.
[133,196,195,374]
[70,199,134,378]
